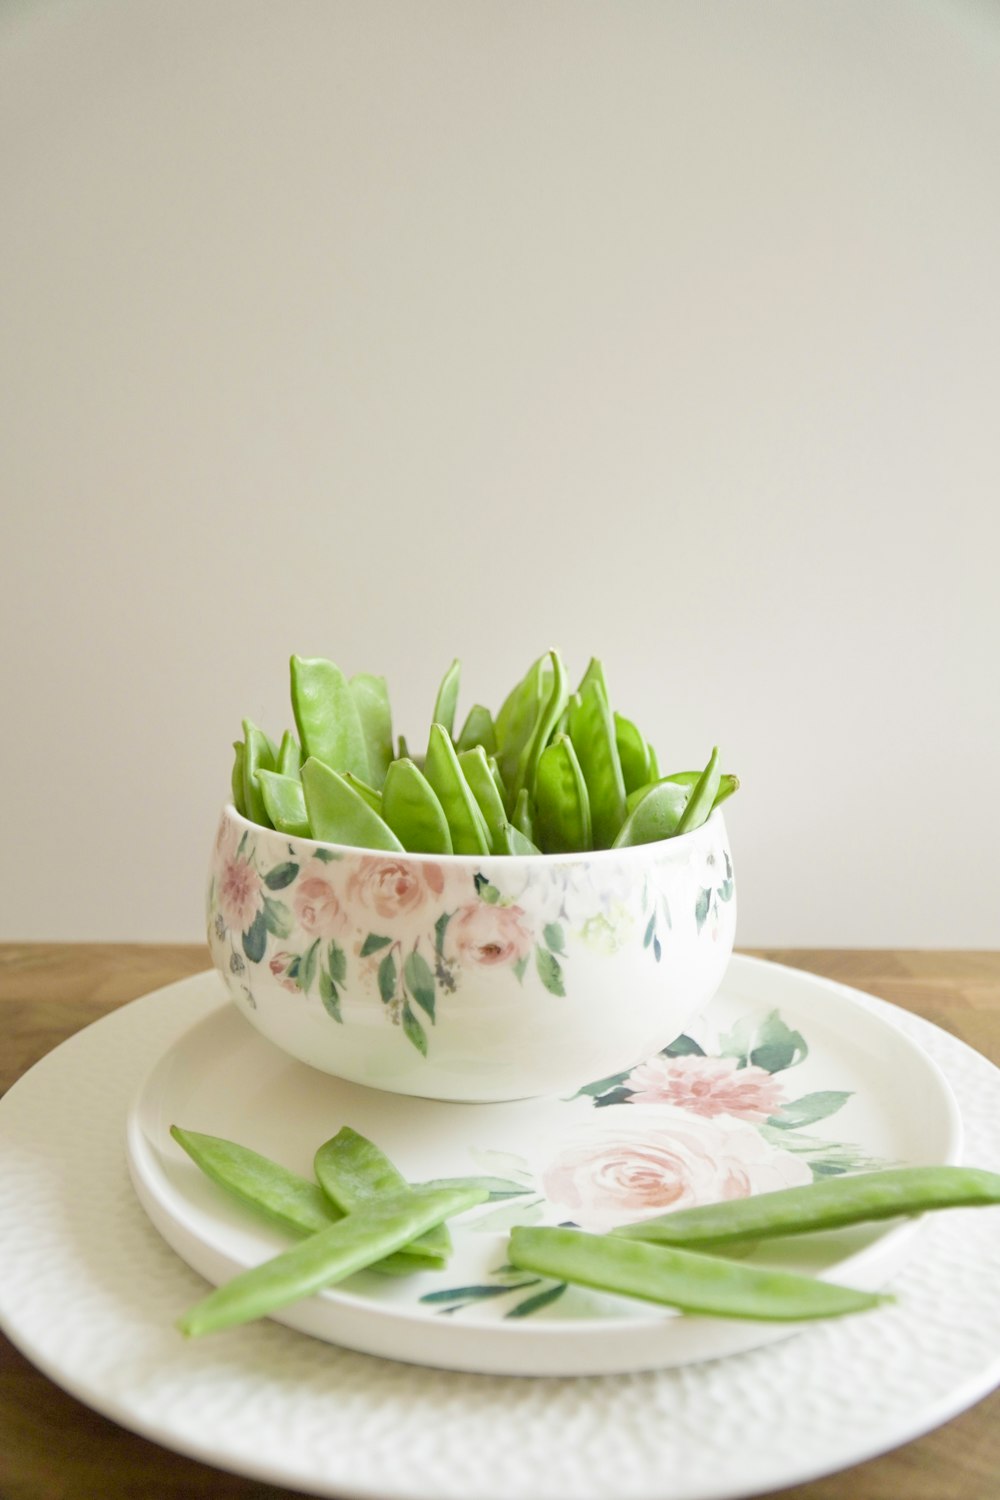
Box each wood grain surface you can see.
[1,944,998,1500]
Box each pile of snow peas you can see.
[172,1122,1000,1337]
[229,651,739,854]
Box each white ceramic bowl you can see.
[207,804,736,1102]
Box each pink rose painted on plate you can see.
[626,1054,786,1122]
[540,1105,812,1233]
[449,903,533,967]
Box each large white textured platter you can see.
[125,959,960,1376]
[0,956,996,1500]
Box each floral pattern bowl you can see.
[207,803,737,1101]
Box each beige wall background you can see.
[2,1,998,947]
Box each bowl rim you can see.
[217,802,729,866]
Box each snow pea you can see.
[567,681,626,849]
[488,754,507,807]
[290,656,371,784]
[501,822,541,855]
[178,1183,487,1337]
[424,724,491,855]
[553,690,580,740]
[315,1127,451,1265]
[432,659,461,740]
[169,1126,429,1275]
[657,769,740,809]
[301,758,404,851]
[508,1227,887,1322]
[647,742,660,782]
[612,779,691,848]
[173,1125,341,1234]
[231,741,247,816]
[624,770,729,817]
[535,735,592,854]
[241,720,278,828]
[576,656,609,701]
[495,654,548,808]
[458,746,508,853]
[513,786,536,844]
[614,713,651,796]
[713,773,739,807]
[350,673,394,788]
[614,1166,1000,1249]
[344,771,383,813]
[673,746,721,836]
[382,758,453,854]
[456,704,497,756]
[258,770,312,838]
[277,731,302,780]
[512,648,567,807]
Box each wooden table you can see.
[1,945,998,1500]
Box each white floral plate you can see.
[3,957,1000,1500]
[125,956,960,1375]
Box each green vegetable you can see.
[349,674,394,788]
[656,769,740,809]
[512,786,536,844]
[170,1126,430,1275]
[613,713,651,796]
[576,656,609,701]
[424,724,491,855]
[178,1183,486,1337]
[456,704,496,756]
[508,1227,888,1322]
[315,1126,451,1266]
[291,656,371,783]
[432,659,462,740]
[231,741,247,816]
[229,651,739,856]
[276,731,302,780]
[172,1125,340,1236]
[343,771,383,813]
[566,681,626,849]
[381,758,453,855]
[301,758,403,851]
[510,648,567,808]
[553,690,580,739]
[612,778,691,849]
[501,822,542,855]
[241,720,277,828]
[614,1166,1000,1248]
[534,735,592,854]
[458,746,508,853]
[673,746,721,836]
[494,654,548,808]
[257,770,311,838]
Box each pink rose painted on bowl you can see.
[293,875,347,938]
[347,858,444,920]
[217,854,263,933]
[268,950,299,993]
[627,1054,786,1122]
[539,1105,812,1233]
[449,902,533,968]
